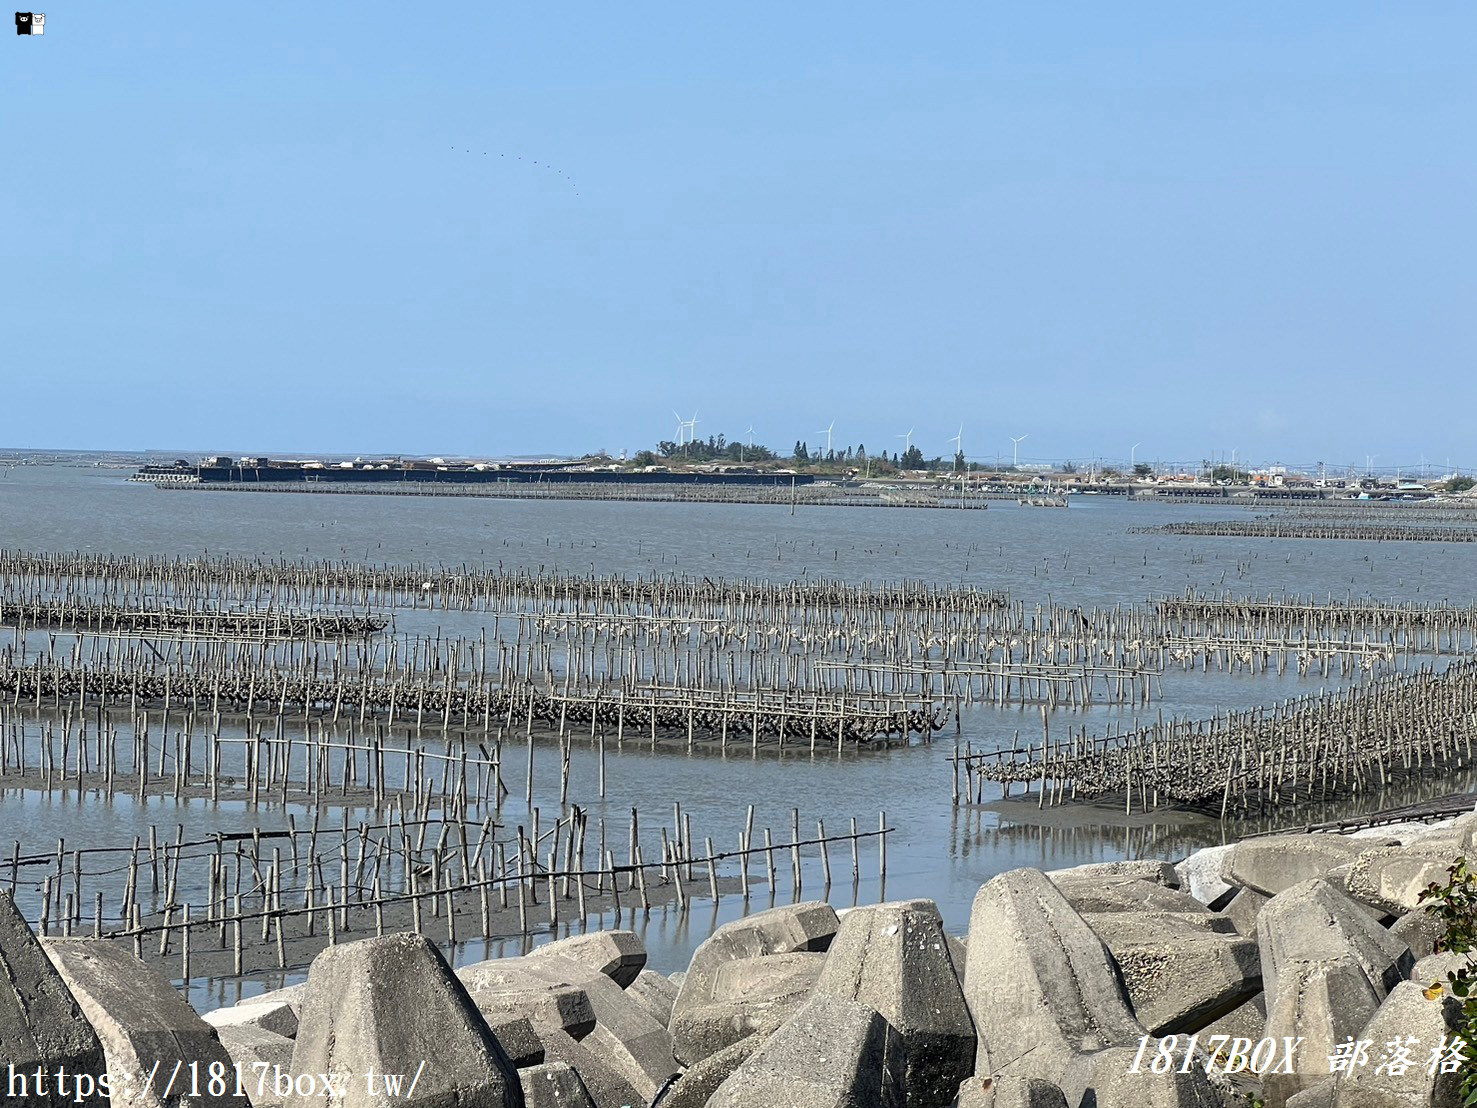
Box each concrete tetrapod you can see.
[627,968,679,1028]
[1050,876,1226,921]
[203,999,300,1038]
[521,952,679,1101]
[1221,887,1271,938]
[287,933,523,1108]
[1390,907,1445,961]
[707,993,904,1108]
[1257,878,1414,1002]
[1330,980,1464,1108]
[0,894,106,1108]
[812,899,975,1108]
[458,958,598,1040]
[1175,844,1238,908]
[670,902,839,1065]
[1067,1046,1220,1108]
[43,938,248,1108]
[1262,955,1383,1108]
[1084,910,1262,1035]
[530,931,647,989]
[519,1062,598,1108]
[214,1026,295,1108]
[652,1031,771,1108]
[482,1014,547,1068]
[955,1075,1069,1108]
[534,1027,645,1108]
[962,868,1144,1087]
[1045,859,1180,887]
[1338,845,1462,916]
[1230,835,1373,897]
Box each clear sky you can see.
[4,4,1474,471]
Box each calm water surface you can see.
[4,465,1476,997]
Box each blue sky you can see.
[4,4,1474,470]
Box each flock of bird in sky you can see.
[454,147,580,196]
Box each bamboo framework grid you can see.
[4,799,891,990]
[953,662,1477,815]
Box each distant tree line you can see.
[627,433,999,474]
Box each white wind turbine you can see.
[897,427,914,455]
[816,420,836,458]
[672,410,686,447]
[1010,434,1028,468]
[742,425,755,462]
[949,425,963,470]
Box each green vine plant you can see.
[1417,857,1477,1105]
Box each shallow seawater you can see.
[4,465,1476,1005]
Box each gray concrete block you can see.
[485,1013,547,1068]
[459,957,598,1039]
[1221,886,1271,937]
[203,999,299,1038]
[692,902,840,966]
[1078,1045,1221,1107]
[670,903,836,1065]
[813,900,974,1108]
[1200,992,1266,1043]
[1230,834,1368,897]
[520,1062,598,1108]
[1087,910,1262,1035]
[44,938,248,1108]
[1339,845,1457,916]
[1351,821,1448,844]
[947,934,968,986]
[244,981,308,1020]
[1286,1079,1337,1108]
[708,993,904,1108]
[0,894,106,1108]
[956,1074,1069,1108]
[1390,906,1445,961]
[627,968,678,1028]
[963,868,1143,1087]
[653,1031,770,1108]
[672,950,825,1065]
[1411,951,1469,990]
[538,1027,645,1108]
[1262,954,1382,1107]
[1175,844,1237,907]
[1257,878,1413,1001]
[287,933,521,1108]
[531,930,647,988]
[1331,981,1464,1108]
[1053,877,1229,926]
[1046,859,1180,887]
[215,1025,294,1108]
[524,952,679,1100]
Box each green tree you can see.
[1133,463,1153,477]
